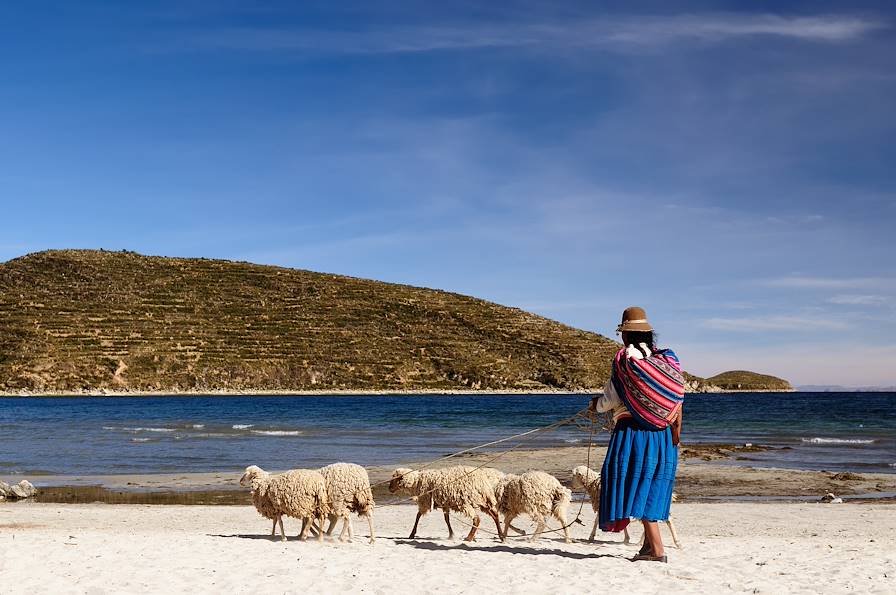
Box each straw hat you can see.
[616,306,653,333]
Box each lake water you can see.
[0,392,893,476]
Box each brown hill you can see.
[0,250,623,393]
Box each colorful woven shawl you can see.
[611,347,685,431]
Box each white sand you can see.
[1,501,893,594]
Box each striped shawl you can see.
[611,347,685,430]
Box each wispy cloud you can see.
[680,342,896,385]
[702,316,848,332]
[761,276,895,289]
[174,14,885,55]
[828,294,890,306]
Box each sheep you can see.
[570,465,682,548]
[239,465,330,542]
[570,465,603,542]
[495,471,572,543]
[318,462,376,544]
[478,467,527,537]
[389,465,503,542]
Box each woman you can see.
[588,306,683,563]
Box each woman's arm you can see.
[671,404,683,446]
[589,379,621,413]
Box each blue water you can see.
[0,393,893,476]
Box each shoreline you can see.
[6,444,894,506]
[0,388,800,397]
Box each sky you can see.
[1,1,894,386]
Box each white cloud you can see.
[177,14,885,55]
[702,316,848,332]
[762,276,894,289]
[828,294,890,306]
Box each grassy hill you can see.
[705,370,793,391]
[0,250,624,393]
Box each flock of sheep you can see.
[239,462,680,546]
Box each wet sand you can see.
[6,443,895,505]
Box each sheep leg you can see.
[301,518,320,538]
[317,510,325,542]
[463,515,481,542]
[529,516,546,543]
[365,511,376,544]
[487,509,504,542]
[555,511,571,544]
[409,510,424,539]
[270,516,278,537]
[666,518,682,549]
[502,514,517,542]
[277,515,286,542]
[508,522,526,536]
[623,525,634,545]
[338,516,353,543]
[298,517,311,541]
[588,515,598,542]
[443,510,454,540]
[326,514,338,536]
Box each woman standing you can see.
[588,306,684,563]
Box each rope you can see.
[369,407,591,492]
[378,406,608,541]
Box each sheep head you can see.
[389,468,417,494]
[239,465,268,487]
[571,465,598,490]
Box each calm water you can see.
[0,393,893,476]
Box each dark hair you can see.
[622,330,655,356]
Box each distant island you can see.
[0,250,790,395]
[700,370,793,392]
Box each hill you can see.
[705,370,793,392]
[0,250,624,393]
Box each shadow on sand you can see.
[393,539,628,560]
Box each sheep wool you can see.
[239,465,330,542]
[389,465,503,542]
[495,471,572,543]
[571,465,602,541]
[319,462,376,543]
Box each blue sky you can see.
[2,1,894,386]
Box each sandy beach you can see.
[3,446,895,594]
[1,500,893,594]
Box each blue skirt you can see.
[599,418,678,532]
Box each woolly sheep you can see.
[495,471,572,543]
[319,462,376,544]
[239,465,330,542]
[570,465,603,542]
[570,465,681,548]
[389,465,503,542]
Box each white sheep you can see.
[389,465,503,542]
[570,465,681,548]
[319,462,376,543]
[570,465,603,542]
[495,471,572,543]
[239,465,330,542]
[477,466,527,537]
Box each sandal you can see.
[632,553,668,563]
